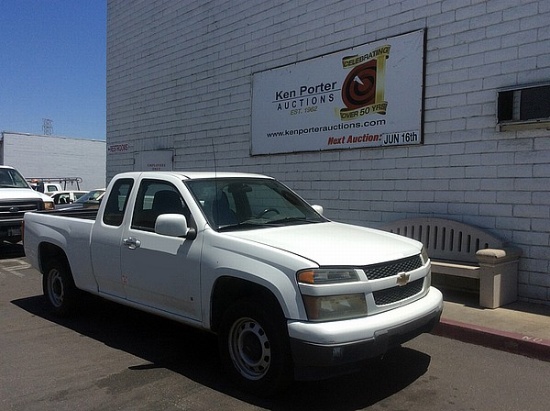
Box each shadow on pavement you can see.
[12,292,431,410]
[0,242,25,259]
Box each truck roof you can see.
[116,171,273,180]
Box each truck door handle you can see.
[122,237,141,249]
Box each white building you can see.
[0,131,106,190]
[106,1,550,305]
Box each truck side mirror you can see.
[312,205,324,216]
[155,214,196,239]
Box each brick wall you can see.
[107,0,550,304]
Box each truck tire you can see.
[43,259,78,317]
[218,298,292,396]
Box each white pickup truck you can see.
[23,171,443,395]
[0,166,55,245]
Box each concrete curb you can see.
[432,318,550,362]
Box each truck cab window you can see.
[103,179,134,226]
[131,180,189,232]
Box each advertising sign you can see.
[251,30,424,155]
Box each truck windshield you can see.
[186,178,327,230]
[0,168,31,188]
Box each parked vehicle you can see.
[0,166,54,244]
[23,171,442,395]
[50,191,88,205]
[55,188,105,209]
[31,181,63,195]
[27,177,83,195]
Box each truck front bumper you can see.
[287,286,443,380]
[0,219,23,242]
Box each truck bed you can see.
[36,207,99,220]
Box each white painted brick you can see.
[436,118,467,132]
[449,178,480,191]
[418,202,451,215]
[448,202,480,216]
[465,165,498,178]
[496,165,533,179]
[451,104,484,119]
[480,203,514,218]
[514,205,550,219]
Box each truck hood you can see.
[225,221,422,266]
[0,188,51,201]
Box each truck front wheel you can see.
[218,299,292,396]
[43,259,78,317]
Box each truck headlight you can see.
[44,201,55,210]
[297,269,359,284]
[297,269,366,321]
[302,294,367,321]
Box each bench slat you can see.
[431,261,480,279]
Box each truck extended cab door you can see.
[91,178,135,299]
[120,179,202,322]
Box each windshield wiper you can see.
[265,217,320,226]
[217,217,323,231]
[217,221,271,232]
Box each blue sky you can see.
[0,1,106,140]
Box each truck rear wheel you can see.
[43,259,78,317]
[218,298,292,396]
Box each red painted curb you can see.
[432,318,550,362]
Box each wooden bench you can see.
[381,217,522,308]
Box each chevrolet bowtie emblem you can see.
[396,272,410,286]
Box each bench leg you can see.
[478,260,519,309]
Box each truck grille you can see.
[0,200,43,220]
[362,255,422,280]
[373,278,424,305]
